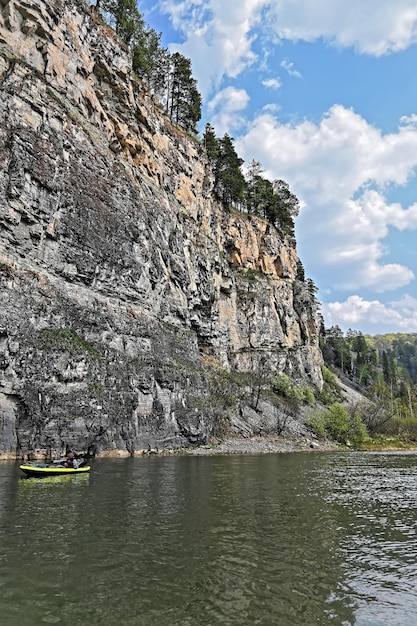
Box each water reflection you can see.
[0,453,417,624]
[0,462,17,521]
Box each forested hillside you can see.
[321,327,417,439]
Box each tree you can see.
[308,402,367,445]
[214,134,246,208]
[296,259,305,281]
[166,53,201,133]
[185,86,202,134]
[324,326,350,372]
[268,179,299,237]
[243,164,299,236]
[245,160,264,213]
[132,26,166,88]
[353,398,395,436]
[203,123,219,162]
[102,0,144,45]
[272,179,300,216]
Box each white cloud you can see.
[207,87,250,135]
[267,0,417,56]
[262,77,282,90]
[159,0,417,94]
[160,0,264,95]
[235,105,417,294]
[322,295,417,333]
[280,59,302,78]
[262,103,281,114]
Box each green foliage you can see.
[38,329,100,357]
[202,129,300,237]
[321,365,337,385]
[167,53,201,133]
[320,327,417,439]
[271,373,314,407]
[132,26,166,90]
[296,259,305,281]
[203,123,219,162]
[272,372,292,396]
[315,365,341,406]
[244,162,297,236]
[398,417,417,440]
[99,1,201,132]
[102,0,144,45]
[303,386,316,407]
[308,403,367,445]
[88,382,105,397]
[214,133,246,208]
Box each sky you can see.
[137,0,417,336]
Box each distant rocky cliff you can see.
[0,0,323,459]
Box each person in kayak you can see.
[64,451,79,468]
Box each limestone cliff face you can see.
[0,0,323,458]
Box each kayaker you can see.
[64,451,79,468]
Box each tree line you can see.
[92,0,202,133]
[321,327,417,437]
[203,124,299,237]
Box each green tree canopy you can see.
[214,134,246,208]
[98,1,201,133]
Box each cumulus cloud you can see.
[207,87,250,135]
[322,295,417,333]
[262,77,282,90]
[159,0,417,93]
[160,0,264,95]
[267,0,417,56]
[235,105,417,293]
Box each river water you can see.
[1,451,417,625]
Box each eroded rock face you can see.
[0,0,323,458]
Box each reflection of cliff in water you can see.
[0,463,20,523]
[1,454,358,625]
[106,454,357,625]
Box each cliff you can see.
[0,0,323,458]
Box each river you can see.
[1,451,417,625]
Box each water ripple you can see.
[1,453,417,624]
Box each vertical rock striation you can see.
[0,0,323,458]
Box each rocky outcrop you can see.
[0,0,323,459]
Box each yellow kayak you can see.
[20,464,91,478]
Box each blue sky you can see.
[137,0,417,335]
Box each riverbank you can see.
[185,435,340,455]
[7,434,416,462]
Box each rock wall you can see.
[0,0,323,458]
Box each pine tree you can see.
[132,26,165,87]
[203,123,219,162]
[245,160,264,213]
[167,53,201,133]
[102,0,144,46]
[214,134,246,208]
